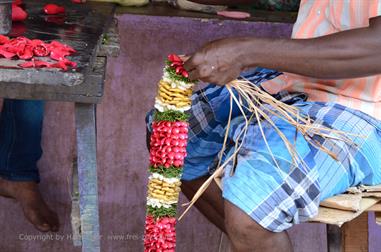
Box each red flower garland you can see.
[144,54,194,252]
[144,216,176,252]
[149,121,188,168]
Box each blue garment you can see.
[0,99,44,182]
[147,68,381,232]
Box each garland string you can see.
[144,54,193,252]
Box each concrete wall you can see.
[0,13,379,252]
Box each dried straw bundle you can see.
[179,78,360,220]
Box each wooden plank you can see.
[320,194,362,212]
[0,57,106,103]
[75,103,100,252]
[341,213,369,252]
[0,0,115,86]
[97,19,121,58]
[366,203,381,212]
[0,3,12,35]
[116,3,297,23]
[310,198,380,226]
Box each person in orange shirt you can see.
[175,0,381,251]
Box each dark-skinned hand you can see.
[183,38,248,86]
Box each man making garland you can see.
[172,0,381,251]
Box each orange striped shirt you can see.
[262,0,381,119]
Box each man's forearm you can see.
[239,17,381,79]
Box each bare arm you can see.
[184,16,381,84]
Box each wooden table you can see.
[327,204,381,252]
[0,1,118,251]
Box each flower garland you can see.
[144,54,194,252]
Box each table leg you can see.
[327,213,369,252]
[75,103,100,252]
[341,213,369,252]
[71,156,82,247]
[327,224,342,252]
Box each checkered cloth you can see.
[147,68,381,232]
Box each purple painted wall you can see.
[0,12,379,252]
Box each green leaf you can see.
[164,60,192,84]
[149,166,183,178]
[153,110,190,122]
[147,205,177,218]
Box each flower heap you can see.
[144,54,194,252]
[0,35,77,71]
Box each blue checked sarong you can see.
[147,68,381,232]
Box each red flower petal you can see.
[175,66,183,74]
[43,4,65,15]
[0,46,15,59]
[19,59,51,68]
[170,62,182,67]
[33,45,49,57]
[4,39,26,54]
[30,39,44,47]
[181,70,189,78]
[31,40,50,57]
[12,4,28,22]
[18,44,34,60]
[50,61,68,71]
[167,54,182,63]
[50,59,77,71]
[0,35,10,45]
[50,49,70,61]
[48,41,76,53]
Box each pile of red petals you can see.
[0,35,77,71]
[167,54,189,78]
[19,58,76,71]
[144,216,176,252]
[43,4,65,15]
[12,0,28,22]
[149,121,188,168]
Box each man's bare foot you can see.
[0,178,59,232]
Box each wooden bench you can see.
[218,202,381,252]
[327,203,381,252]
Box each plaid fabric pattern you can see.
[146,68,381,232]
